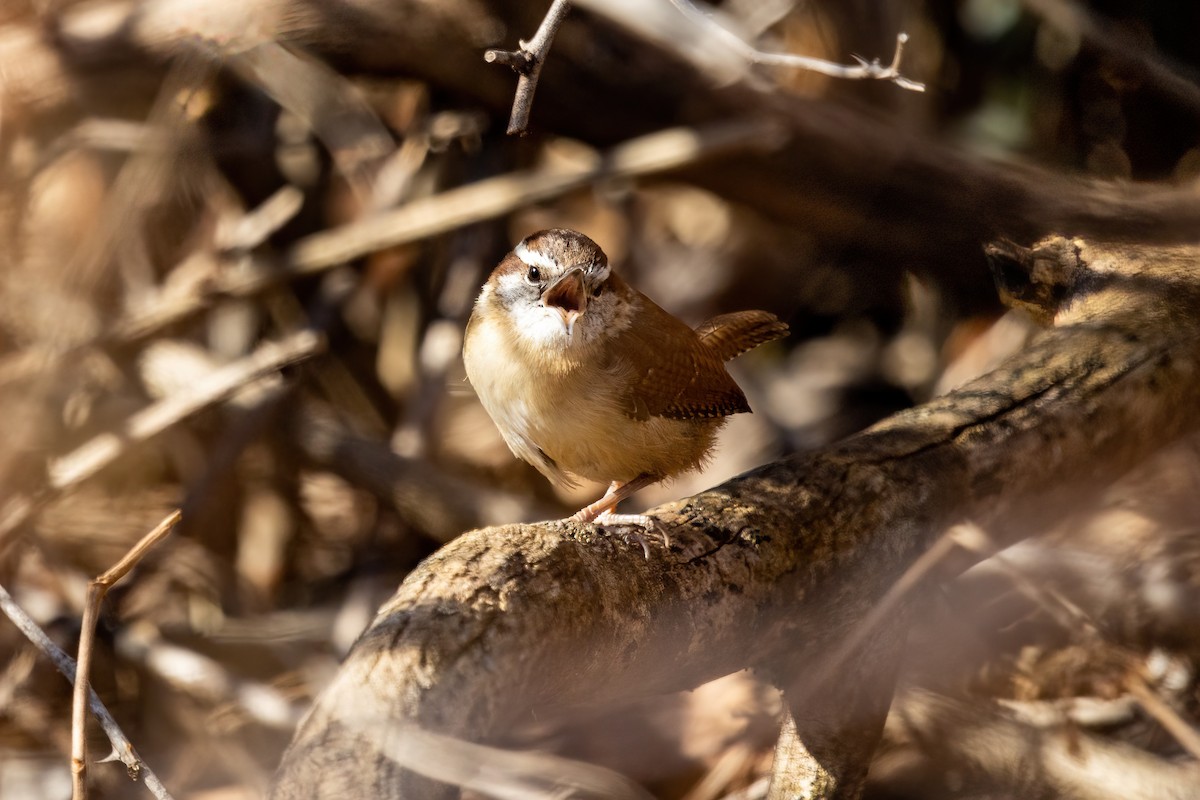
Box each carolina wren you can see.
[463,229,787,529]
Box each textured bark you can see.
[270,236,1200,800]
[768,618,907,800]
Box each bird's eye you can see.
[526,266,541,284]
[591,283,604,298]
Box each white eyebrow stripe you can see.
[515,241,560,272]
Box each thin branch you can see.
[665,0,925,91]
[72,510,182,800]
[0,582,175,800]
[485,0,573,134]
[1125,675,1200,761]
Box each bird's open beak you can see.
[542,267,587,336]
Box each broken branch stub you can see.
[270,236,1200,799]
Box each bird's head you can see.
[481,228,623,351]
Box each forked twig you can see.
[0,581,175,800]
[72,510,183,800]
[484,0,573,134]
[666,0,925,91]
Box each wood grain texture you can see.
[269,237,1200,798]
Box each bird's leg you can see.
[570,474,669,556]
[570,474,658,522]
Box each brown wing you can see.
[613,292,751,422]
[695,310,789,362]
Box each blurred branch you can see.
[217,185,306,254]
[12,0,1200,293]
[1126,672,1200,760]
[894,690,1200,800]
[763,525,979,797]
[1024,0,1200,122]
[90,118,775,349]
[288,402,549,542]
[228,42,395,199]
[342,714,654,799]
[0,329,325,544]
[998,695,1138,728]
[485,0,573,135]
[271,236,1200,799]
[72,510,181,800]
[0,582,175,800]
[973,519,1200,762]
[49,330,323,491]
[115,623,304,731]
[285,118,781,274]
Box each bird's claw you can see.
[593,512,670,559]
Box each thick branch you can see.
[271,236,1200,799]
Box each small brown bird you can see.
[463,229,787,528]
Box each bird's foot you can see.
[593,511,670,559]
[567,475,668,558]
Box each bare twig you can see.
[665,0,925,91]
[0,582,175,800]
[72,510,182,800]
[485,0,573,134]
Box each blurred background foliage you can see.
[2,0,1200,797]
